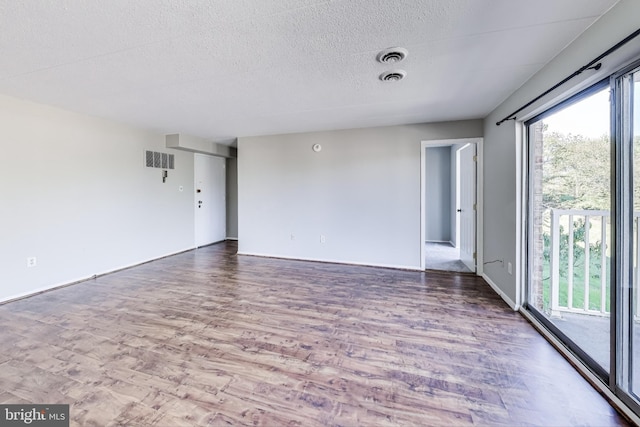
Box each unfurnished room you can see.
[1,1,640,426]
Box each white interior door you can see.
[194,154,226,247]
[458,143,476,271]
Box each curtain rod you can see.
[496,28,640,126]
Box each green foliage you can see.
[531,126,640,314]
[535,126,612,313]
[542,219,603,276]
[541,130,610,211]
[541,132,640,211]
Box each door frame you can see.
[420,138,484,273]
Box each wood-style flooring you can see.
[0,241,631,426]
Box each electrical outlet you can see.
[290,233,295,241]
[26,257,37,268]
[507,262,513,275]
[320,235,326,244]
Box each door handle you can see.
[457,209,462,212]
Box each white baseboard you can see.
[0,246,196,305]
[482,273,519,311]
[519,309,640,426]
[237,251,422,272]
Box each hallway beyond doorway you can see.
[424,242,471,273]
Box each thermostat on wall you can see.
[312,144,322,152]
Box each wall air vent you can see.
[145,150,154,167]
[379,70,406,82]
[144,150,175,169]
[377,47,408,64]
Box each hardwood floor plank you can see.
[0,241,632,426]
[0,360,74,404]
[0,391,33,405]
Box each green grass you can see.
[540,248,611,313]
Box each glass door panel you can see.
[528,86,611,374]
[630,71,640,397]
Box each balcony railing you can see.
[548,209,640,318]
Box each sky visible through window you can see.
[543,89,610,138]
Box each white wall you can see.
[483,0,640,308]
[0,94,195,302]
[425,147,451,242]
[238,121,483,269]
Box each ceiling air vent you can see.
[377,47,408,64]
[379,70,406,82]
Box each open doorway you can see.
[420,138,483,274]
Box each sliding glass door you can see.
[527,82,612,377]
[619,66,640,401]
[631,68,640,400]
[526,60,640,410]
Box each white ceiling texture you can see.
[0,0,619,144]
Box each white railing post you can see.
[584,215,590,311]
[550,209,561,318]
[547,209,610,318]
[600,215,607,314]
[568,215,574,310]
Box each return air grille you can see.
[144,150,175,169]
[145,150,154,167]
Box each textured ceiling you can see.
[0,0,619,143]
